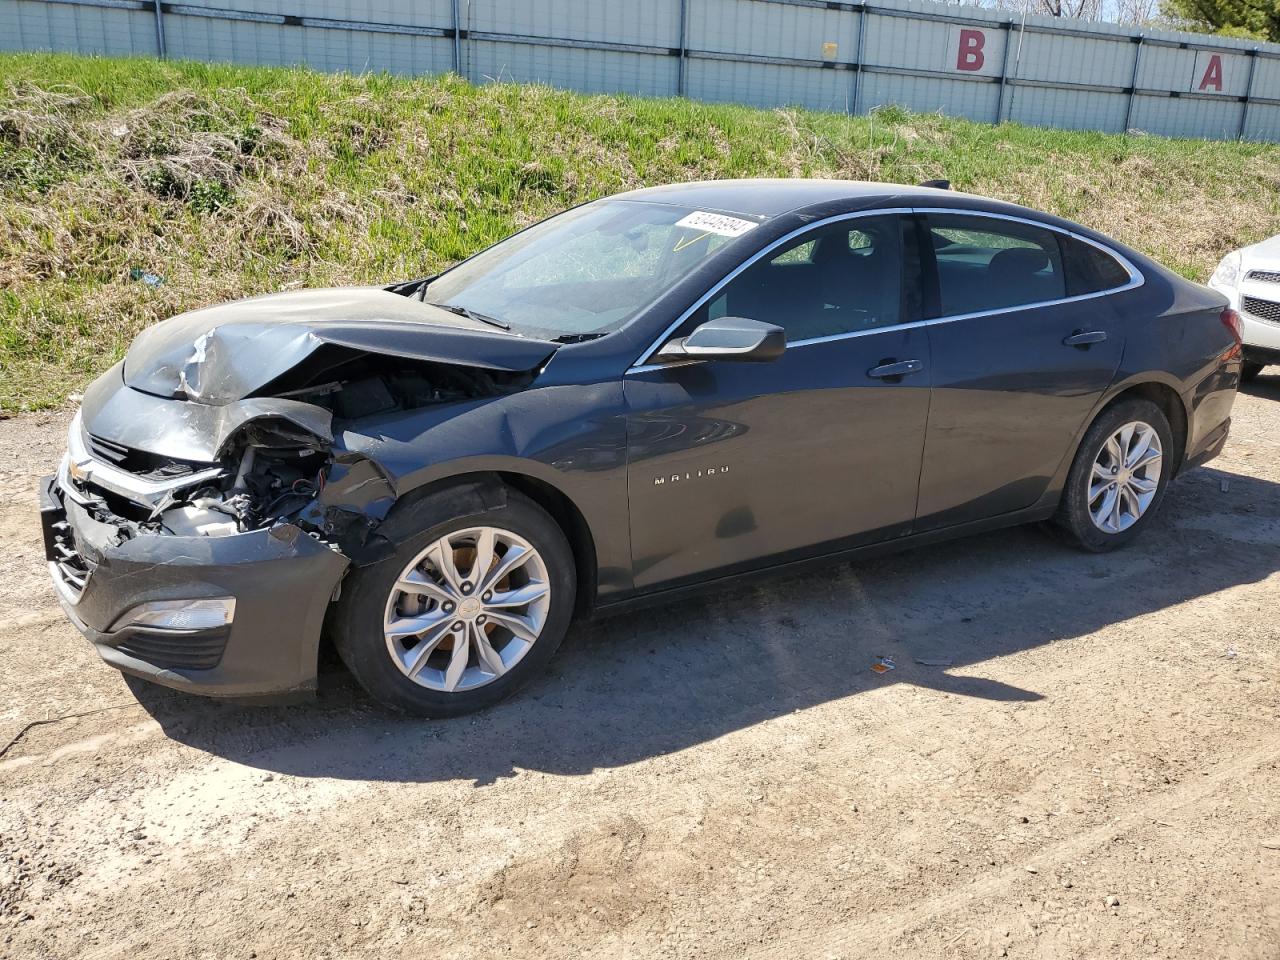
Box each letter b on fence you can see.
[956,28,985,72]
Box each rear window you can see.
[1060,235,1133,296]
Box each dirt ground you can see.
[1,383,1278,960]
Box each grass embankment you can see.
[3,52,1280,411]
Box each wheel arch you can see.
[1042,374,1191,514]
[1099,378,1189,474]
[496,471,598,617]
[378,468,599,617]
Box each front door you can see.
[624,214,933,590]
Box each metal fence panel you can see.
[161,12,452,75]
[1250,54,1280,108]
[1014,31,1131,89]
[688,58,850,111]
[1130,92,1245,140]
[1008,85,1128,133]
[7,0,1280,142]
[861,70,1000,123]
[1245,101,1280,141]
[469,40,677,96]
[874,11,1009,81]
[691,0,854,62]
[1140,43,1251,97]
[206,0,450,28]
[468,0,679,46]
[3,0,158,56]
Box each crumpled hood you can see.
[124,286,558,404]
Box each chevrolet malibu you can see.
[41,180,1242,716]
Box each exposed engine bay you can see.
[63,349,539,557]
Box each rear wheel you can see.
[1052,398,1174,552]
[1241,361,1265,383]
[333,488,575,716]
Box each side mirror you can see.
[655,316,786,364]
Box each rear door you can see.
[914,211,1131,531]
[624,213,932,589]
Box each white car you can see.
[1209,237,1280,382]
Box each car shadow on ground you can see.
[126,465,1280,785]
[1241,371,1280,399]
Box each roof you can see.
[614,178,957,219]
[610,179,1146,264]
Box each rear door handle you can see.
[867,359,924,380]
[1063,330,1107,348]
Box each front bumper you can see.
[40,475,349,700]
[1209,278,1280,352]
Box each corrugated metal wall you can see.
[5,0,1280,142]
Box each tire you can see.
[332,485,576,717]
[1051,397,1175,553]
[1241,361,1265,383]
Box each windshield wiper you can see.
[550,332,606,344]
[425,301,510,331]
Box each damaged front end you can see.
[41,285,556,699]
[43,399,361,700]
[59,406,342,543]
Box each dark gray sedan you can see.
[41,180,1242,715]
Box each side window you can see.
[701,215,903,341]
[770,240,816,265]
[926,214,1065,316]
[1060,234,1133,296]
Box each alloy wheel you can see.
[383,526,551,692]
[1088,420,1163,534]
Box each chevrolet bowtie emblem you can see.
[67,457,92,483]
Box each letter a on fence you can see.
[1191,51,1230,93]
[1199,54,1223,91]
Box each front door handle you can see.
[1063,330,1107,348]
[867,359,924,380]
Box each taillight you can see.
[1221,307,1243,360]
[1221,307,1243,345]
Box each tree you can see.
[964,0,1103,21]
[1114,0,1162,24]
[1161,0,1280,41]
[1038,0,1103,17]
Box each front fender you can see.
[337,381,632,595]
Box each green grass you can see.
[3,51,1280,412]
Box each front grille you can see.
[86,433,129,465]
[115,627,230,671]
[86,434,202,481]
[1245,269,1280,284]
[1241,295,1280,325]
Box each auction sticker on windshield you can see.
[675,211,758,237]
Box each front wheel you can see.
[333,487,576,716]
[1051,398,1174,552]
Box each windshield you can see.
[419,200,757,341]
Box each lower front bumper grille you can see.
[1242,295,1280,325]
[115,627,230,670]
